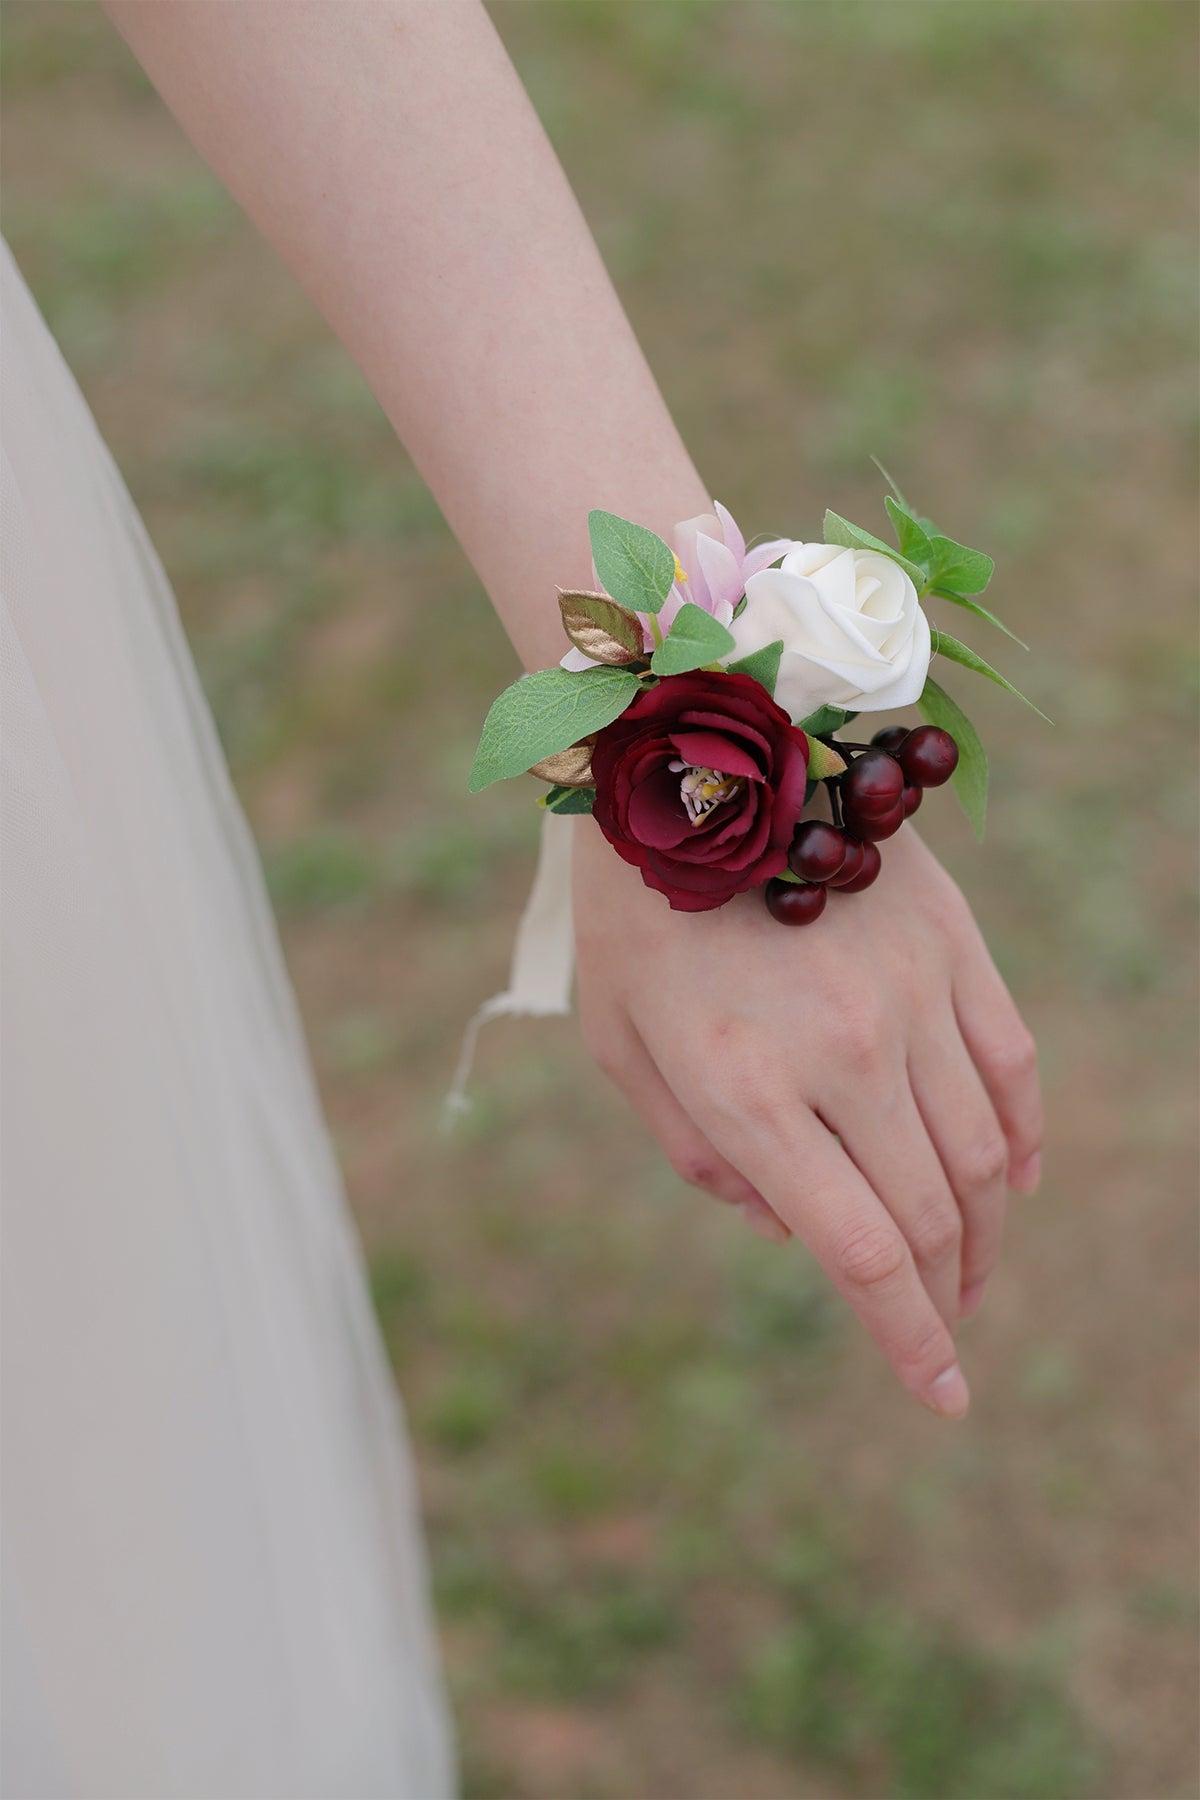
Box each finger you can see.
[706,1102,969,1418]
[909,1014,1009,1309]
[952,931,1043,1192]
[590,1014,790,1243]
[821,1073,963,1332]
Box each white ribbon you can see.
[442,811,577,1122]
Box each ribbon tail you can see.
[442,811,578,1124]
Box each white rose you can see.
[733,543,931,722]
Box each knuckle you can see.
[909,1201,962,1268]
[994,1027,1038,1082]
[893,1315,953,1383]
[670,1148,720,1193]
[832,1219,907,1293]
[719,1055,780,1126]
[960,1133,1008,1193]
[932,878,971,935]
[834,996,889,1072]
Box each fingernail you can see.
[1011,1151,1042,1195]
[925,1363,970,1420]
[960,1279,987,1320]
[738,1199,790,1244]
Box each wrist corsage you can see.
[469,479,1043,924]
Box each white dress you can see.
[0,243,456,1798]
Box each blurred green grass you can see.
[4,2,1197,1796]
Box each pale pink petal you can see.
[673,512,721,608]
[741,538,796,582]
[656,583,689,635]
[696,533,743,616]
[713,499,746,566]
[560,645,600,671]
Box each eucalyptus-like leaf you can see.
[823,509,926,589]
[882,499,1020,642]
[927,534,994,596]
[727,638,784,696]
[873,468,937,536]
[870,456,909,509]
[806,738,847,781]
[931,627,1049,720]
[557,589,644,665]
[539,784,596,815]
[917,676,988,841]
[587,510,675,615]
[468,664,640,793]
[883,494,935,572]
[528,738,595,787]
[930,587,1028,650]
[649,601,736,676]
[798,704,857,735]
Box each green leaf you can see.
[870,455,909,509]
[649,601,736,676]
[927,534,994,596]
[873,469,938,538]
[930,587,1028,650]
[931,628,1050,720]
[883,497,1001,619]
[917,676,989,840]
[798,704,857,735]
[823,509,925,589]
[727,638,784,695]
[539,784,595,815]
[588,510,676,615]
[883,497,1020,643]
[883,494,936,572]
[468,665,640,792]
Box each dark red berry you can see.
[870,725,910,757]
[837,841,882,893]
[827,837,866,888]
[902,783,923,816]
[789,821,848,884]
[842,749,904,819]
[899,725,958,788]
[765,879,828,925]
[846,797,905,842]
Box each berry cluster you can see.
[764,725,959,925]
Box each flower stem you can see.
[648,615,664,650]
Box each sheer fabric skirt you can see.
[0,242,455,1799]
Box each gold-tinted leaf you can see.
[528,738,595,787]
[806,738,847,781]
[558,589,645,665]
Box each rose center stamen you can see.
[668,760,744,826]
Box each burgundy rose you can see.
[590,671,810,912]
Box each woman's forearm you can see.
[103,0,709,669]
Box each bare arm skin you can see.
[103,0,1042,1416]
[104,0,708,670]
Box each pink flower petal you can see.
[741,538,795,581]
[713,499,746,566]
[696,533,743,616]
[673,512,721,609]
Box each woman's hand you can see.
[573,821,1042,1419]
